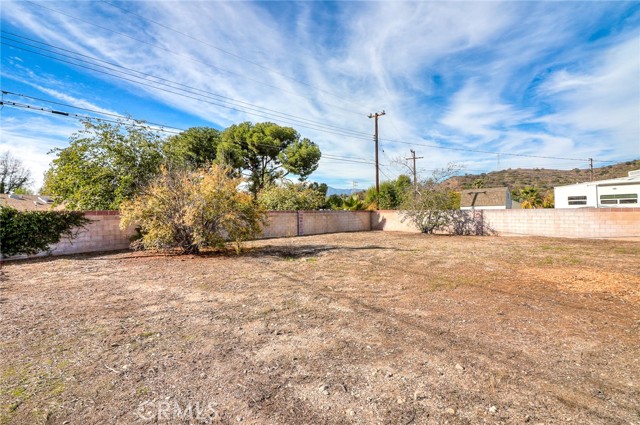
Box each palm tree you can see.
[342,195,365,211]
[519,186,543,209]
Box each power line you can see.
[99,0,364,112]
[20,2,365,117]
[3,31,624,168]
[2,90,184,132]
[0,99,183,134]
[1,96,379,166]
[1,34,374,140]
[379,137,616,164]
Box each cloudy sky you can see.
[1,1,639,191]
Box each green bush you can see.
[0,206,90,258]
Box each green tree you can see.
[342,194,365,211]
[258,182,326,211]
[120,164,265,254]
[326,194,344,210]
[364,174,412,210]
[43,119,164,210]
[400,164,462,234]
[518,186,543,209]
[217,122,321,196]
[472,178,485,189]
[0,151,32,194]
[163,127,221,170]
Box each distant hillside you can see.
[446,159,640,195]
[326,187,358,197]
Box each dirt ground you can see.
[1,232,639,425]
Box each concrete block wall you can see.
[372,209,640,238]
[482,208,640,238]
[298,210,371,235]
[371,210,419,233]
[259,211,299,239]
[49,211,136,256]
[9,208,638,260]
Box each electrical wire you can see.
[1,35,374,140]
[0,100,183,134]
[99,0,364,113]
[19,2,366,117]
[1,96,381,166]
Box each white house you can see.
[554,170,640,208]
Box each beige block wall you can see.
[372,209,640,238]
[10,208,637,261]
[49,212,136,256]
[259,211,298,239]
[371,210,418,233]
[298,210,371,235]
[483,208,640,238]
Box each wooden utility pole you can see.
[368,111,385,197]
[405,149,424,186]
[589,158,594,182]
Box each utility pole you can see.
[368,111,385,198]
[589,158,594,182]
[405,149,424,186]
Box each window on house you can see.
[568,195,587,205]
[599,194,638,205]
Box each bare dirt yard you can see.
[1,232,639,425]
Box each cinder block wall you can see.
[10,208,638,260]
[14,211,136,258]
[482,208,640,238]
[371,209,640,238]
[298,210,371,235]
[371,210,419,233]
[259,211,298,239]
[11,210,373,259]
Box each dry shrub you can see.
[120,164,265,254]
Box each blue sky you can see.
[1,1,639,191]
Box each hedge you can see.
[0,206,90,258]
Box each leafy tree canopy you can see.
[218,122,321,196]
[401,164,462,233]
[163,127,221,170]
[258,182,326,211]
[364,174,412,210]
[0,151,32,194]
[43,119,165,210]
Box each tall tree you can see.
[0,151,32,194]
[43,119,164,210]
[163,127,221,170]
[217,122,321,196]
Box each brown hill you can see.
[446,159,640,196]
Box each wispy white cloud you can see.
[1,0,638,189]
